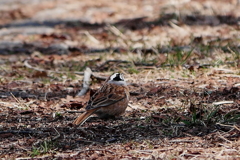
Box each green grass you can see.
[30,140,57,158]
[152,101,239,130]
[30,147,41,157]
[181,104,240,127]
[128,67,140,74]
[166,48,193,67]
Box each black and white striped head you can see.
[108,73,126,85]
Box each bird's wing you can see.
[86,84,126,110]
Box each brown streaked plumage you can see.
[73,73,130,126]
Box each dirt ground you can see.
[0,0,240,159]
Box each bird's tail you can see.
[73,108,99,125]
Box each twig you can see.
[128,103,138,110]
[65,110,85,113]
[216,123,240,132]
[144,70,151,82]
[169,139,196,143]
[91,73,107,81]
[134,150,153,154]
[85,149,115,154]
[98,60,130,69]
[76,67,92,96]
[23,59,45,72]
[217,131,232,143]
[107,25,129,47]
[0,130,43,134]
[76,139,103,144]
[107,25,127,40]
[212,101,234,105]
[52,127,61,140]
[10,92,28,109]
[44,91,50,101]
[233,83,240,87]
[24,59,84,75]
[84,31,100,44]
[234,125,240,132]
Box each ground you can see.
[0,0,240,159]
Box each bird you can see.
[73,73,130,126]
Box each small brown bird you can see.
[73,73,130,126]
